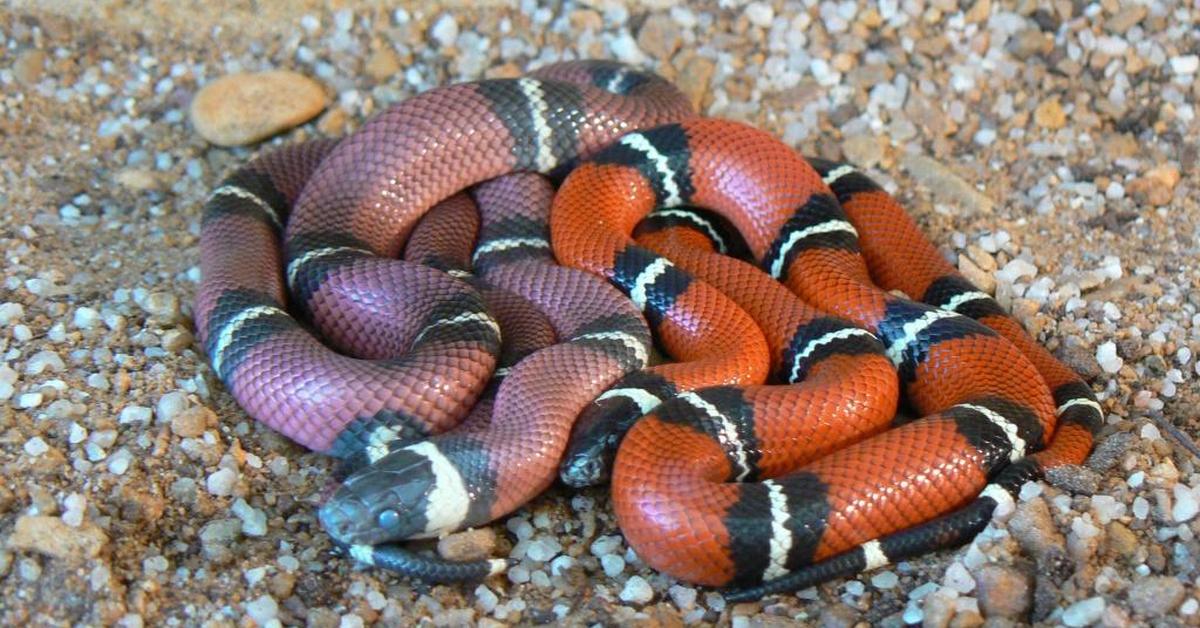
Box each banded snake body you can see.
[196,60,1102,599]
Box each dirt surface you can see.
[2,1,1198,626]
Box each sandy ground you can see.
[2,1,1199,626]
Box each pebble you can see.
[438,528,496,562]
[506,564,530,584]
[139,291,181,322]
[901,154,994,214]
[1170,54,1199,75]
[1062,597,1106,627]
[600,553,625,578]
[590,535,622,557]
[232,498,268,536]
[199,518,242,560]
[974,564,1031,618]
[206,468,238,497]
[190,71,329,146]
[870,570,898,589]
[548,555,574,577]
[364,47,401,82]
[942,561,975,593]
[108,448,133,475]
[170,406,213,438]
[1127,576,1185,619]
[618,575,654,604]
[72,307,101,329]
[61,493,87,527]
[155,392,189,423]
[245,595,279,625]
[8,515,108,560]
[25,350,65,375]
[636,14,681,60]
[1172,484,1198,523]
[23,437,49,457]
[429,14,459,48]
[119,405,153,424]
[524,535,562,563]
[1096,341,1124,374]
[474,585,498,613]
[1034,98,1066,129]
[668,584,697,611]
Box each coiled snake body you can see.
[196,61,1101,598]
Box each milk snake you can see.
[195,61,1101,599]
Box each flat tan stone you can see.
[7,515,108,560]
[189,70,328,146]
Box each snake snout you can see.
[559,445,611,488]
[319,447,437,545]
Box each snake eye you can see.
[377,509,400,530]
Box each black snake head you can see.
[319,446,439,546]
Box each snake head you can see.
[319,445,440,546]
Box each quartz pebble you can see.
[1062,597,1106,627]
[206,468,238,497]
[618,575,654,604]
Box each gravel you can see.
[2,1,1198,625]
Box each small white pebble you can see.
[745,2,774,27]
[600,553,625,578]
[1172,484,1199,523]
[62,493,86,527]
[525,536,561,562]
[1062,596,1106,627]
[549,555,574,577]
[619,575,654,604]
[1170,54,1199,75]
[73,306,101,329]
[0,302,26,326]
[23,436,50,456]
[108,448,133,475]
[278,555,300,573]
[1128,471,1145,488]
[506,517,534,541]
[68,422,87,444]
[506,564,530,584]
[244,566,267,587]
[903,600,924,624]
[1090,495,1125,524]
[232,498,268,536]
[1132,496,1150,520]
[429,14,459,48]
[1181,598,1199,615]
[609,32,645,64]
[1096,341,1123,374]
[119,405,153,424]
[475,584,498,613]
[909,581,939,600]
[244,595,279,625]
[943,561,975,593]
[155,391,189,422]
[871,570,899,589]
[1072,515,1101,539]
[668,584,697,611]
[590,535,622,557]
[25,350,66,375]
[207,467,238,496]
